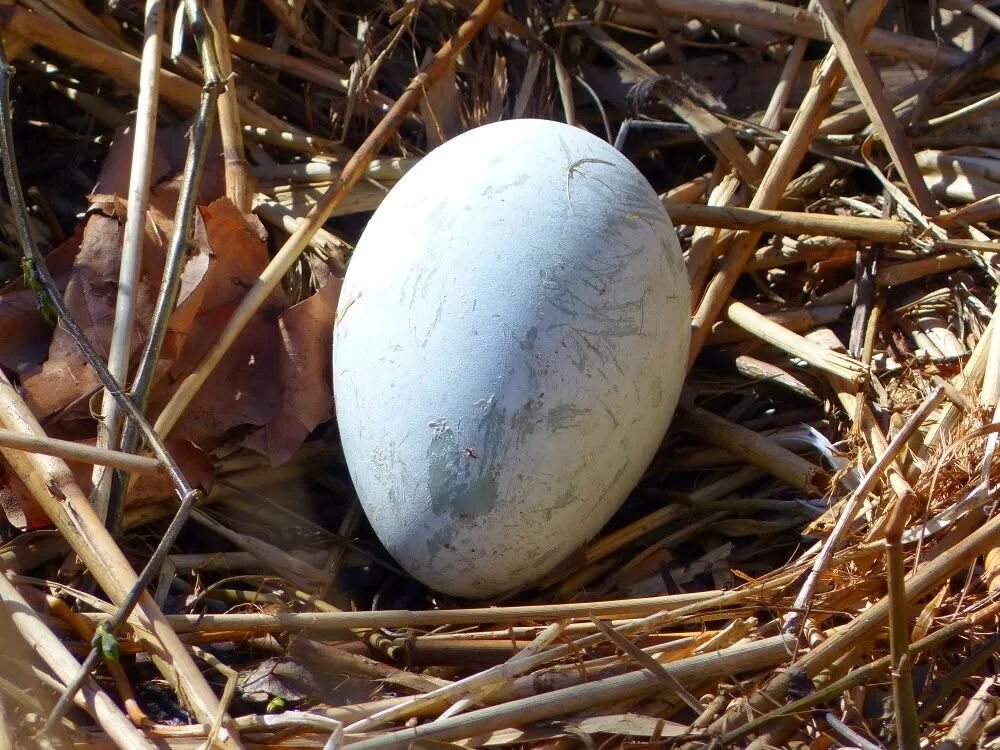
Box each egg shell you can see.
[333,119,690,598]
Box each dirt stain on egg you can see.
[425,396,507,522]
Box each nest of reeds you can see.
[0,0,999,747]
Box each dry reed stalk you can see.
[678,404,826,492]
[814,0,937,215]
[0,429,162,474]
[347,621,567,733]
[687,0,888,367]
[667,202,911,243]
[143,589,724,634]
[91,0,165,521]
[725,301,865,382]
[0,571,154,748]
[191,509,329,589]
[2,6,316,144]
[205,0,254,213]
[0,372,242,748]
[917,317,994,458]
[345,634,795,750]
[710,478,1000,740]
[786,386,945,632]
[611,0,978,73]
[708,304,845,346]
[150,0,506,441]
[937,676,998,750]
[885,483,920,749]
[732,355,822,401]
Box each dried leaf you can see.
[242,277,341,463]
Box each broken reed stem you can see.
[205,0,254,213]
[725,300,865,382]
[0,571,155,749]
[786,385,945,634]
[92,0,166,521]
[151,0,507,441]
[0,429,163,475]
[106,0,223,537]
[885,487,920,749]
[665,202,910,243]
[678,404,826,492]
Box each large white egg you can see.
[333,119,690,598]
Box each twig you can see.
[205,0,254,213]
[591,618,705,713]
[710,472,1000,741]
[686,0,889,368]
[0,16,194,514]
[0,428,163,474]
[0,30,242,744]
[344,635,794,750]
[150,0,507,440]
[936,677,998,750]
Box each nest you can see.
[0,0,999,748]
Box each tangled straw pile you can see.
[0,0,999,747]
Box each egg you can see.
[333,119,690,598]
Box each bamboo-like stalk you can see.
[709,304,846,346]
[885,488,920,749]
[666,202,910,242]
[122,589,724,633]
[151,0,507,440]
[91,0,165,520]
[725,301,865,382]
[205,0,253,214]
[678,404,826,492]
[0,428,162,474]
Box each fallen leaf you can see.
[242,277,341,463]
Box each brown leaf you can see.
[150,198,286,449]
[242,277,341,463]
[0,233,82,376]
